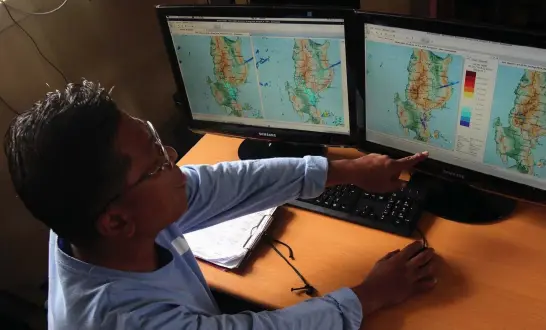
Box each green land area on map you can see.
[394,48,454,145]
[285,39,341,125]
[207,36,261,118]
[490,69,546,176]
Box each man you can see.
[4,80,437,329]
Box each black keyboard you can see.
[287,183,426,237]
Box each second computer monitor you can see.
[361,13,546,203]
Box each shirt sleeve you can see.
[125,288,362,330]
[176,156,328,233]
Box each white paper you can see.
[184,207,276,269]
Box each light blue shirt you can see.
[48,156,363,329]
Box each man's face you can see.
[98,113,188,241]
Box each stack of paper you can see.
[184,207,277,269]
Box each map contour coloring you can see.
[366,41,463,150]
[253,37,345,126]
[207,36,261,118]
[484,66,546,178]
[286,39,341,125]
[173,34,346,126]
[173,35,262,119]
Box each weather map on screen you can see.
[365,41,463,150]
[484,66,546,178]
[364,23,546,190]
[167,17,350,135]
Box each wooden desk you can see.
[178,134,546,330]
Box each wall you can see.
[0,0,206,306]
[361,0,412,14]
[232,0,414,13]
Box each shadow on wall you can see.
[0,0,204,312]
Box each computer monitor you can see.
[359,12,546,222]
[156,6,357,159]
[249,0,360,9]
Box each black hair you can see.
[4,80,130,246]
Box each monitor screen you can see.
[165,15,351,136]
[364,23,546,190]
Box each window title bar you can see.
[167,16,344,25]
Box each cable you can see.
[415,227,429,248]
[266,235,317,297]
[2,2,68,83]
[0,95,20,115]
[270,238,295,260]
[3,0,68,15]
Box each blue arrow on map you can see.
[328,61,341,69]
[438,81,460,89]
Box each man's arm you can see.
[176,151,428,233]
[177,156,328,233]
[119,242,437,330]
[124,288,362,330]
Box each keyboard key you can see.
[289,183,425,238]
[356,206,369,217]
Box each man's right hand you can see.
[352,241,437,316]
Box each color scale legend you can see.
[460,106,472,127]
[464,70,476,98]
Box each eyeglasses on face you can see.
[94,120,178,217]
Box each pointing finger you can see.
[394,151,429,170]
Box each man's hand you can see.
[327,152,429,193]
[352,241,437,316]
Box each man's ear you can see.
[96,209,136,239]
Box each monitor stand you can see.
[410,172,517,224]
[238,139,326,160]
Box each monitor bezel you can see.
[156,5,359,147]
[357,11,546,203]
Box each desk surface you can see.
[177,134,546,330]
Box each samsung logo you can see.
[442,170,465,180]
[258,132,276,138]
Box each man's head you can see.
[4,80,187,248]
